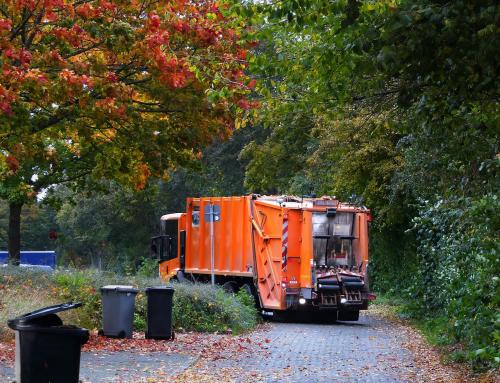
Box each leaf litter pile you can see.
[1,313,498,383]
[0,325,273,383]
[83,328,271,361]
[369,305,499,383]
[0,340,14,365]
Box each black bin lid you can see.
[145,285,174,292]
[7,302,82,329]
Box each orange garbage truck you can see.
[151,195,375,320]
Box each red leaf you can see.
[6,155,19,173]
[149,12,161,30]
[237,98,250,110]
[0,19,12,31]
[236,49,247,60]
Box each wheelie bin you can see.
[7,302,89,383]
[145,286,174,340]
[100,285,138,338]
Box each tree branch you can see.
[10,0,42,41]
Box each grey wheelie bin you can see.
[100,285,138,338]
[145,286,174,340]
[7,302,89,383]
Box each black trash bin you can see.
[145,286,174,340]
[7,302,89,383]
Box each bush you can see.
[406,194,499,369]
[52,270,102,329]
[0,268,259,339]
[136,257,159,278]
[172,282,259,334]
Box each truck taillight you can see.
[367,293,376,301]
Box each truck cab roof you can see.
[160,213,183,221]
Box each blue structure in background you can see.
[0,251,57,269]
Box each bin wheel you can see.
[97,329,104,336]
[117,330,126,338]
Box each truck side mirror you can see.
[150,236,163,260]
[150,242,158,257]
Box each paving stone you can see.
[0,351,196,383]
[207,312,420,383]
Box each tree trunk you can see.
[8,202,22,266]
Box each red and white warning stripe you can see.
[282,217,288,271]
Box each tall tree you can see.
[0,0,253,263]
[244,0,498,366]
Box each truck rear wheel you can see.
[222,281,238,293]
[240,283,261,308]
[338,310,360,321]
[240,283,252,296]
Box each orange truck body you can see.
[152,195,374,319]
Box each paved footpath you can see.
[1,311,462,383]
[0,351,196,382]
[199,313,421,383]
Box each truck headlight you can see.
[340,298,347,304]
[299,298,306,305]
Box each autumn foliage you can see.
[0,0,252,198]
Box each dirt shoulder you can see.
[369,304,499,383]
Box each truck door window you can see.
[163,219,178,261]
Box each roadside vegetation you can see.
[373,290,498,373]
[0,267,259,342]
[240,0,499,371]
[0,0,498,374]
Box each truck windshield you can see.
[312,212,354,267]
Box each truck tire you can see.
[240,283,253,296]
[338,310,360,321]
[240,283,261,308]
[222,281,237,293]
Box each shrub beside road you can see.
[0,267,259,342]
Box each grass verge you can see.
[0,267,259,341]
[371,292,499,375]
